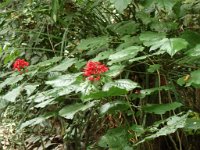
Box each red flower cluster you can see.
[83,61,108,81]
[13,59,29,72]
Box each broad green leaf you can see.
[24,84,39,96]
[77,36,110,52]
[186,70,200,87]
[20,113,54,129]
[177,76,186,86]
[110,0,132,13]
[150,38,188,56]
[82,87,128,101]
[103,79,140,91]
[48,58,77,72]
[34,57,62,68]
[0,75,24,89]
[147,64,161,73]
[45,73,82,88]
[100,101,130,115]
[76,80,97,95]
[30,86,77,103]
[47,72,63,80]
[108,46,144,65]
[105,65,125,77]
[186,44,200,57]
[3,85,23,102]
[139,86,172,98]
[150,21,178,32]
[136,11,152,25]
[59,101,96,119]
[135,112,189,146]
[139,31,166,47]
[180,31,200,48]
[34,98,56,108]
[184,118,200,131]
[92,50,114,61]
[107,21,138,36]
[130,124,145,136]
[0,97,8,110]
[143,102,183,115]
[98,127,131,149]
[29,89,55,103]
[156,0,177,11]
[143,0,177,11]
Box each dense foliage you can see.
[1,0,200,149]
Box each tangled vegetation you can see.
[0,0,200,149]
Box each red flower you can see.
[83,61,108,81]
[13,59,29,72]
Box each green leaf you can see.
[150,21,178,32]
[184,118,200,131]
[3,85,23,102]
[105,65,125,77]
[76,80,97,95]
[24,84,39,96]
[135,112,189,146]
[48,58,77,72]
[186,44,200,57]
[156,0,177,11]
[0,75,24,89]
[103,79,140,91]
[29,89,55,103]
[186,70,200,87]
[180,31,200,48]
[45,73,82,88]
[108,46,144,65]
[130,124,145,136]
[34,98,56,108]
[82,87,128,101]
[98,127,131,149]
[147,64,161,73]
[143,102,183,115]
[177,76,186,86]
[136,11,152,25]
[150,38,188,56]
[110,0,132,13]
[92,50,114,61]
[51,0,59,22]
[77,36,110,53]
[59,102,96,119]
[107,21,138,36]
[0,97,8,110]
[137,86,172,99]
[100,101,130,115]
[34,57,62,68]
[139,31,166,47]
[20,113,54,129]
[29,86,77,103]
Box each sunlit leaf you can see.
[108,46,144,65]
[103,79,140,91]
[48,58,77,72]
[100,101,130,115]
[59,102,96,119]
[109,0,132,13]
[135,112,189,146]
[3,85,23,102]
[45,73,81,88]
